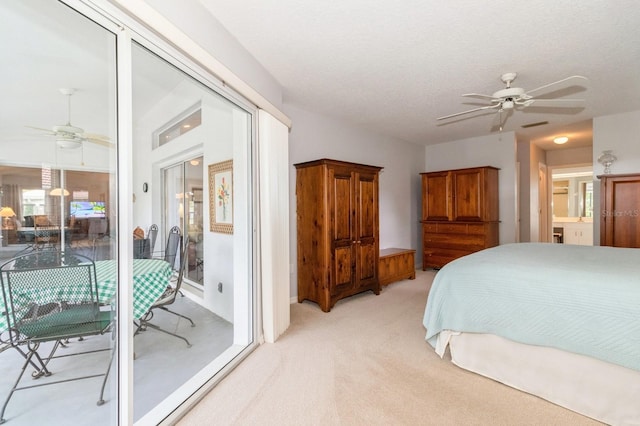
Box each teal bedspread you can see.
[423,243,640,372]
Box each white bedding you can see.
[422,243,640,424]
[424,243,640,372]
[446,332,640,425]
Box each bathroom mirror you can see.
[552,167,593,219]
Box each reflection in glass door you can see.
[162,156,204,283]
[0,1,118,425]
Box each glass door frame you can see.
[62,0,261,424]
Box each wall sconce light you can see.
[597,150,617,174]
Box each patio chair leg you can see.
[142,321,192,347]
[97,344,117,406]
[0,348,45,423]
[159,307,195,327]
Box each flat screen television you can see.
[70,201,106,219]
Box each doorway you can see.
[162,156,204,285]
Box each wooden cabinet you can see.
[599,173,640,248]
[379,248,416,286]
[420,166,499,269]
[295,159,383,312]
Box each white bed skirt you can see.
[443,332,640,425]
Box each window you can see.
[154,105,202,148]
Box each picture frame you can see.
[208,160,233,234]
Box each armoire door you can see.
[422,172,451,221]
[355,170,378,290]
[452,168,484,221]
[329,166,356,296]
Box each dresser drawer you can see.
[422,222,472,234]
[423,223,438,233]
[423,232,486,250]
[436,222,468,234]
[423,247,472,268]
[467,223,486,234]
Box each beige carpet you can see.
[179,270,600,425]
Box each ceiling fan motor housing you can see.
[492,87,525,100]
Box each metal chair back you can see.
[162,235,189,307]
[1,251,106,343]
[163,226,182,269]
[34,224,59,249]
[0,250,114,421]
[147,224,158,255]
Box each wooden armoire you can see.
[295,159,382,312]
[420,166,499,269]
[599,173,640,248]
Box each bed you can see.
[422,243,640,425]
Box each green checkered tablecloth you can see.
[94,259,172,320]
[0,259,172,333]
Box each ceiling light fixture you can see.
[553,136,569,145]
[50,187,70,196]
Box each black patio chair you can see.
[135,236,195,347]
[0,251,115,423]
[147,224,158,257]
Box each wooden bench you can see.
[379,248,416,286]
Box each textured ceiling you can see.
[196,0,640,148]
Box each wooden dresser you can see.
[420,166,499,269]
[599,173,640,248]
[295,159,383,312]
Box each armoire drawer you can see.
[422,222,488,235]
[423,247,472,268]
[423,232,486,250]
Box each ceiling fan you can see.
[27,88,111,149]
[436,73,587,130]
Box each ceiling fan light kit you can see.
[436,72,588,130]
[27,87,112,149]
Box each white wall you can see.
[144,0,283,109]
[132,77,244,322]
[424,132,518,244]
[285,103,425,298]
[593,110,640,176]
[592,109,640,243]
[546,146,592,167]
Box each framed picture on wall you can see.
[209,159,233,234]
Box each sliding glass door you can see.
[0,1,118,425]
[1,0,256,424]
[131,35,254,425]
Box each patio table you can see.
[0,258,172,333]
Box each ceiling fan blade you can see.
[87,139,115,148]
[82,132,110,142]
[437,103,501,120]
[524,75,587,97]
[25,125,55,135]
[522,98,585,108]
[85,137,114,148]
[462,93,498,101]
